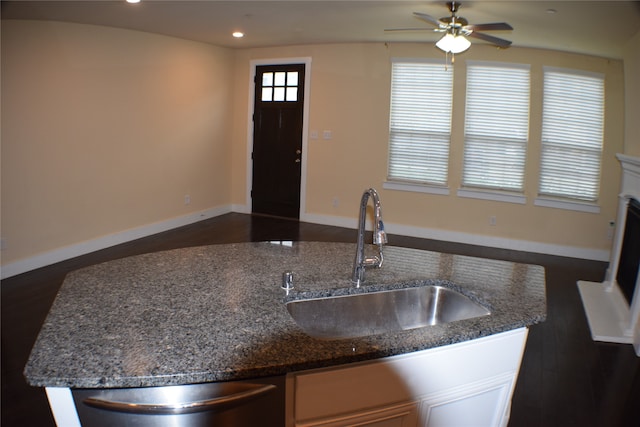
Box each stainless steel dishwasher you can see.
[71,375,285,427]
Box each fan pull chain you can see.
[443,51,455,71]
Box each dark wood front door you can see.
[251,64,305,219]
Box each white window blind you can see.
[388,60,453,185]
[463,62,530,192]
[540,68,604,202]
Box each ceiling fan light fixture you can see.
[436,33,471,54]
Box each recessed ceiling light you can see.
[126,0,141,4]
[546,9,557,14]
[232,32,244,38]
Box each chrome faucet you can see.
[352,188,387,287]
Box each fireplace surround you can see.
[578,153,640,356]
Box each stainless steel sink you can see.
[286,285,490,339]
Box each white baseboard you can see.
[231,203,251,214]
[301,212,356,230]
[1,205,232,280]
[2,206,610,280]
[301,212,610,262]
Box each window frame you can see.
[459,60,531,201]
[536,66,605,212]
[383,58,608,214]
[384,58,454,194]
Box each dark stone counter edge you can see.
[26,317,544,389]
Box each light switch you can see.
[310,130,318,139]
[323,130,332,140]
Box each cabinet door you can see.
[417,373,516,427]
[290,329,528,427]
[297,401,418,427]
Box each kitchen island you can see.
[25,242,546,426]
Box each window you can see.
[539,67,604,203]
[261,71,299,102]
[387,59,453,187]
[462,61,530,193]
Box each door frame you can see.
[246,57,312,219]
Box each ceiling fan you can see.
[387,1,513,54]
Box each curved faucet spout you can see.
[352,188,387,287]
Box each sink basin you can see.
[286,285,490,339]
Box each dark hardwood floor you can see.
[2,213,639,426]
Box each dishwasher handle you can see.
[83,383,276,415]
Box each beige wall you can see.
[1,20,234,265]
[624,30,640,156]
[1,19,631,271]
[232,43,625,253]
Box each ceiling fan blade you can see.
[466,22,513,32]
[468,31,512,48]
[384,27,441,32]
[413,12,445,28]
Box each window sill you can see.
[457,188,526,205]
[534,197,601,214]
[383,181,450,196]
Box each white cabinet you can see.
[287,328,528,427]
[295,402,419,427]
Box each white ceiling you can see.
[2,1,640,59]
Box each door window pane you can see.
[261,87,273,102]
[274,87,285,101]
[286,87,298,101]
[260,70,300,103]
[262,72,273,87]
[287,72,298,86]
[274,72,286,86]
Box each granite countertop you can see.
[24,242,546,389]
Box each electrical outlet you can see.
[489,216,497,226]
[184,194,191,205]
[607,220,615,240]
[332,197,339,208]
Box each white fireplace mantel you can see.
[578,153,640,356]
[616,153,640,199]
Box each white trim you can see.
[231,203,251,214]
[301,212,356,230]
[383,181,450,196]
[3,203,611,280]
[617,153,640,203]
[534,197,601,214]
[301,213,610,261]
[577,280,634,344]
[246,57,312,216]
[617,153,640,174]
[0,206,231,280]
[543,65,604,80]
[466,59,531,71]
[457,188,527,205]
[578,153,640,352]
[46,387,81,427]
